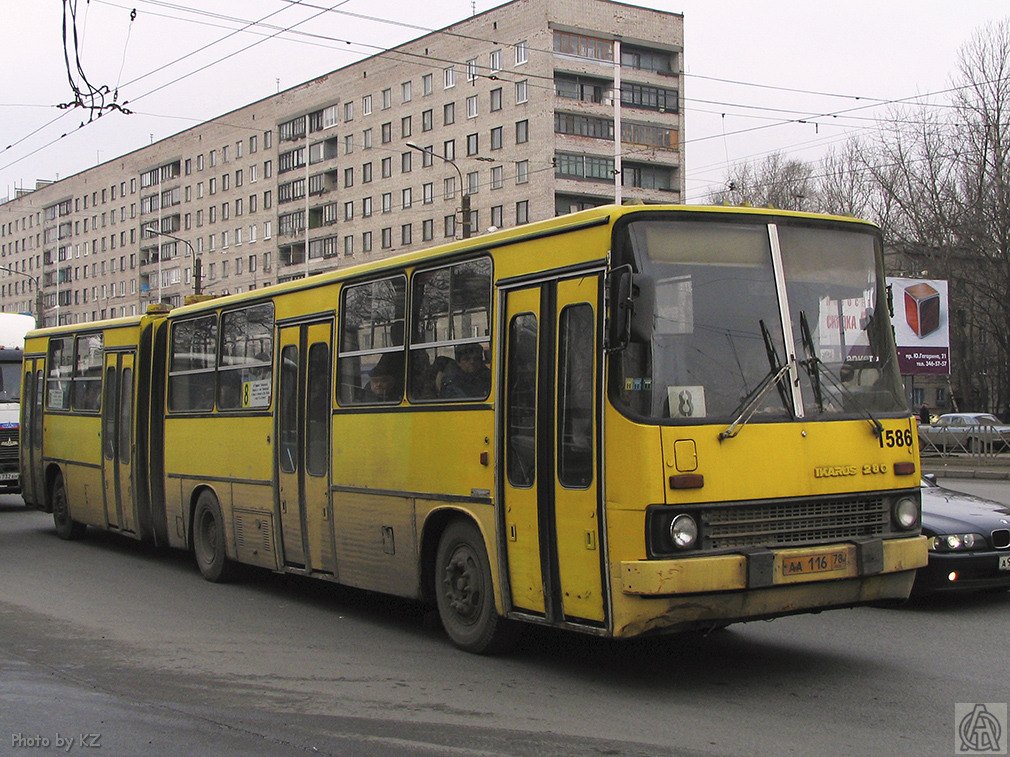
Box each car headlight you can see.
[892,496,919,530]
[669,514,698,550]
[929,533,986,551]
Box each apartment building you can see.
[0,0,683,325]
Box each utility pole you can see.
[406,142,471,239]
[0,265,43,323]
[145,229,202,295]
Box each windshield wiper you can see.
[799,311,824,412]
[719,361,793,441]
[796,310,883,438]
[720,320,794,441]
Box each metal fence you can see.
[918,424,1010,458]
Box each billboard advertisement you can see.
[886,277,950,375]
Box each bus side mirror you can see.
[606,265,634,352]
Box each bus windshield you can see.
[611,216,906,423]
[0,358,21,403]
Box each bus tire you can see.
[192,490,238,583]
[51,471,86,541]
[434,519,517,654]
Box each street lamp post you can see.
[0,265,44,323]
[406,142,471,239]
[145,228,202,296]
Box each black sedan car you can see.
[916,476,1010,593]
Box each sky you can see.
[1,0,1008,205]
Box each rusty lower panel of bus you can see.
[612,535,926,637]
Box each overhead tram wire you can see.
[6,1,1005,197]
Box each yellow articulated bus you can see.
[21,205,927,653]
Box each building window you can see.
[516,119,529,144]
[515,40,528,65]
[467,95,478,119]
[467,133,479,156]
[344,101,354,122]
[402,81,412,102]
[491,126,503,151]
[443,102,455,126]
[491,204,503,228]
[362,231,372,252]
[401,223,412,246]
[381,122,392,143]
[490,87,502,112]
[401,115,412,138]
[490,49,501,72]
[422,73,433,96]
[381,227,392,249]
[363,94,372,115]
[516,80,528,104]
[491,165,503,190]
[382,157,392,178]
[516,200,529,225]
[402,187,412,209]
[553,31,614,61]
[382,88,392,109]
[422,109,433,132]
[516,160,529,184]
[363,196,372,217]
[444,66,455,89]
[363,162,373,183]
[444,215,456,238]
[422,218,434,241]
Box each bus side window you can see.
[72,334,103,412]
[408,257,492,402]
[168,315,217,412]
[47,337,73,410]
[219,303,274,410]
[337,276,406,405]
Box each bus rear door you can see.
[276,320,336,575]
[101,351,136,533]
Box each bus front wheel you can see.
[434,519,517,654]
[51,471,85,540]
[192,490,238,582]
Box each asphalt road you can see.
[1,493,1008,757]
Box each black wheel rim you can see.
[441,544,484,626]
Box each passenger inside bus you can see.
[361,352,403,402]
[437,343,490,399]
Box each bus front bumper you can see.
[620,536,928,596]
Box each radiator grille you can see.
[0,428,18,466]
[703,495,890,550]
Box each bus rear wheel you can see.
[51,471,85,540]
[434,520,517,654]
[192,490,238,582]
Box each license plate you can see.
[1000,555,1010,572]
[781,549,849,577]
[0,472,17,481]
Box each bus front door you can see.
[101,352,136,533]
[276,321,336,575]
[501,275,605,626]
[20,357,45,505]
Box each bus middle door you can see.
[501,274,605,627]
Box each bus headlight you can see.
[669,514,698,550]
[892,496,919,530]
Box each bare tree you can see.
[708,152,819,211]
[864,20,1010,412]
